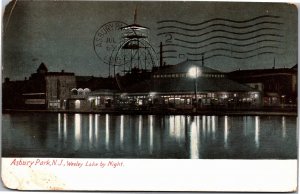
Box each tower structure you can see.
[110,8,157,76]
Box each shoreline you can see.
[2,108,298,116]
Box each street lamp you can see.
[188,66,201,112]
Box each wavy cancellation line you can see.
[163,51,278,60]
[163,40,282,50]
[157,28,281,38]
[160,46,280,56]
[157,15,281,26]
[174,34,283,44]
[157,21,282,32]
[163,46,280,58]
[186,46,281,56]
[192,52,278,60]
[162,50,177,53]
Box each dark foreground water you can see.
[2,113,297,159]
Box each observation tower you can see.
[110,8,157,76]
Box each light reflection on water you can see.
[2,113,298,159]
[282,116,286,138]
[224,116,228,149]
[105,114,109,150]
[63,113,67,142]
[74,114,81,150]
[190,117,199,159]
[138,115,142,148]
[255,116,260,148]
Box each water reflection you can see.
[105,114,109,150]
[169,116,185,142]
[212,116,216,140]
[138,115,142,148]
[207,116,211,138]
[202,116,206,138]
[74,114,81,150]
[63,113,67,142]
[190,117,199,159]
[120,115,124,149]
[53,114,294,158]
[89,114,93,149]
[149,115,153,153]
[58,113,61,140]
[282,116,286,138]
[255,116,260,148]
[243,116,247,136]
[224,116,228,149]
[95,114,99,146]
[4,113,295,158]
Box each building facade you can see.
[82,60,261,111]
[228,65,297,106]
[45,72,76,109]
[4,61,296,112]
[3,63,76,110]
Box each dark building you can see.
[3,79,28,109]
[228,65,297,105]
[3,61,296,112]
[3,63,76,109]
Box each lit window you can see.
[138,100,143,105]
[187,99,191,104]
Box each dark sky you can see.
[3,1,298,80]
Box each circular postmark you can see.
[93,21,127,65]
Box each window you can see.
[78,88,84,95]
[71,88,78,95]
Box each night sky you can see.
[3,1,297,80]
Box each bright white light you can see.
[149,92,156,97]
[138,100,143,105]
[254,93,258,98]
[188,66,201,78]
[75,100,80,109]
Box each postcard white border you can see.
[1,158,297,191]
[1,0,299,192]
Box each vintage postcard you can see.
[1,0,298,191]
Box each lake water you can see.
[2,113,297,159]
